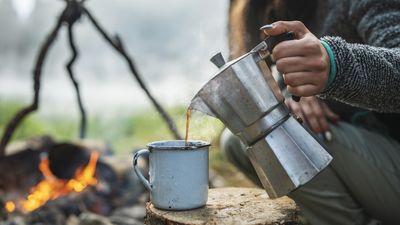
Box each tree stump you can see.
[145,187,299,225]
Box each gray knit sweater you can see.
[314,0,400,113]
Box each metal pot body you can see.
[191,52,285,144]
[190,37,332,198]
[247,116,332,198]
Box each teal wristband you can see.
[320,40,336,89]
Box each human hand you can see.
[286,96,339,138]
[261,21,330,96]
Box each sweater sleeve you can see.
[319,0,400,113]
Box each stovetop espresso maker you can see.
[190,32,332,198]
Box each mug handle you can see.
[133,149,152,191]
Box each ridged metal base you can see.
[246,116,332,198]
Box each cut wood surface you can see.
[145,187,299,225]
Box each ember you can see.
[4,201,15,213]
[7,151,99,213]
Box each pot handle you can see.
[265,32,300,102]
[264,31,295,53]
[133,149,152,191]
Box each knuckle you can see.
[275,60,285,72]
[318,71,328,82]
[283,74,292,85]
[292,106,301,114]
[312,41,321,50]
[312,58,327,70]
[272,46,283,58]
[288,86,299,96]
[315,110,324,118]
[304,110,315,118]
[293,20,304,27]
[320,58,329,69]
[307,41,320,52]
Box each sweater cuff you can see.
[320,40,337,89]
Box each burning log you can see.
[47,143,92,180]
[0,139,148,225]
[11,149,99,213]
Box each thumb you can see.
[261,21,309,39]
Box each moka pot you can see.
[190,32,332,198]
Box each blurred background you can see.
[0,0,254,186]
[0,0,228,116]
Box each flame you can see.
[5,201,15,213]
[6,151,99,213]
[67,151,99,192]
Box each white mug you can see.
[133,140,210,210]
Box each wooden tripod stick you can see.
[0,0,181,156]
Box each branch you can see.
[0,16,64,156]
[83,8,182,139]
[66,22,87,138]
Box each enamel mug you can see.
[133,140,210,210]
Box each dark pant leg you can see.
[220,122,400,225]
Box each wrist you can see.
[320,40,337,89]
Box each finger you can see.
[276,57,310,73]
[309,99,330,132]
[286,99,304,120]
[262,21,309,38]
[276,55,327,74]
[287,84,322,97]
[301,101,323,133]
[272,38,313,59]
[307,117,323,134]
[271,39,305,58]
[275,53,328,74]
[283,72,320,87]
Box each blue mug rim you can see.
[147,140,210,150]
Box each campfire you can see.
[5,151,99,213]
[0,0,185,224]
[0,139,148,225]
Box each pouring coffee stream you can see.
[185,108,192,145]
[188,32,332,198]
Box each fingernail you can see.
[259,24,273,30]
[324,131,332,142]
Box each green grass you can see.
[0,100,254,187]
[0,100,77,142]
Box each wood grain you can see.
[145,187,299,225]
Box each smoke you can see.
[11,0,36,22]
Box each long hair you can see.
[228,0,318,58]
